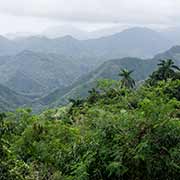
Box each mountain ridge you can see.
[0,27,175,59]
[37,45,180,109]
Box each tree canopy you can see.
[0,60,180,180]
[119,69,136,89]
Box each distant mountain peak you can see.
[168,45,180,53]
[56,35,77,41]
[155,45,180,57]
[0,35,11,42]
[121,27,160,35]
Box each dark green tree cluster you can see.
[148,59,180,85]
[119,69,135,89]
[0,60,180,180]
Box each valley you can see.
[0,27,179,112]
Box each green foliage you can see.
[1,61,180,179]
[148,59,180,85]
[119,69,136,89]
[0,112,29,180]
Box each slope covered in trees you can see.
[0,46,179,113]
[0,84,30,112]
[0,28,175,98]
[0,50,88,96]
[1,60,180,179]
[39,46,180,109]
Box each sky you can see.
[0,0,180,35]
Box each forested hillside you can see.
[0,27,178,112]
[1,60,180,180]
[0,50,87,96]
[0,27,175,97]
[38,46,180,109]
[0,45,179,112]
[1,0,180,179]
[0,84,30,111]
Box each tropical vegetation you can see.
[0,59,180,180]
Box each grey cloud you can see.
[0,0,180,25]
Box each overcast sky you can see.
[0,0,179,34]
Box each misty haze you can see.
[0,1,180,180]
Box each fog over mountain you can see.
[3,25,180,44]
[0,40,179,111]
[161,27,180,44]
[0,27,176,103]
[41,25,180,43]
[1,2,180,179]
[0,27,176,57]
[0,0,180,112]
[0,26,178,99]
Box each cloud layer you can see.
[0,0,179,25]
[0,0,179,34]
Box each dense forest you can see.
[0,59,180,180]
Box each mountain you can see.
[23,28,174,59]
[0,27,172,95]
[0,27,174,60]
[0,45,179,112]
[161,27,180,45]
[0,50,88,96]
[81,27,173,59]
[42,25,129,40]
[38,45,180,109]
[0,84,30,112]
[42,25,180,43]
[154,45,180,66]
[87,25,131,39]
[0,36,19,55]
[38,57,155,108]
[0,27,178,112]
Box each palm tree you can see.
[119,69,135,89]
[157,59,180,81]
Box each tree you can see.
[151,59,180,84]
[0,113,28,180]
[119,69,135,89]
